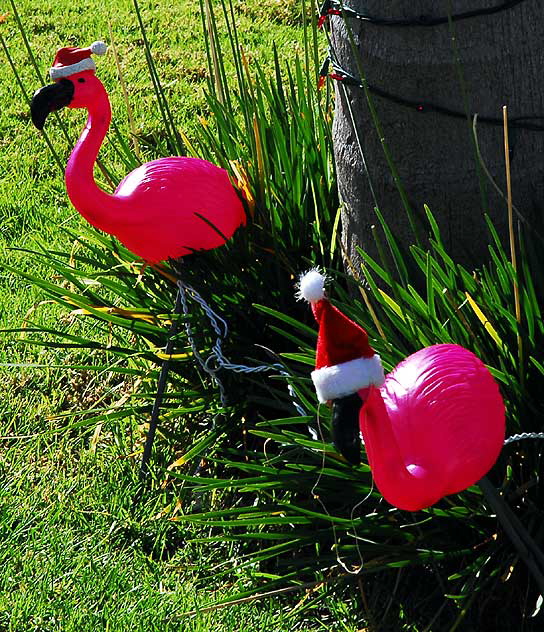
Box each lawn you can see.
[0,1,361,630]
[3,1,544,630]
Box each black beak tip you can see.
[29,79,74,131]
[31,111,46,131]
[331,393,363,466]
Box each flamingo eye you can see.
[78,78,85,83]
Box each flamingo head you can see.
[63,70,107,110]
[31,42,108,129]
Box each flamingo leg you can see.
[139,285,183,480]
[479,476,544,596]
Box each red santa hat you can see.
[50,41,108,80]
[297,269,385,403]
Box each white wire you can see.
[504,432,544,445]
[176,279,307,414]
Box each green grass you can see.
[0,414,367,630]
[0,2,357,630]
[0,431,339,631]
[3,0,544,630]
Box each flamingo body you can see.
[359,344,505,511]
[112,156,246,262]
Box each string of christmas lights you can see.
[319,55,544,132]
[318,0,528,29]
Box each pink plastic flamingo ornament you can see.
[30,42,246,262]
[297,276,544,595]
[298,270,505,512]
[30,42,247,478]
[359,344,505,511]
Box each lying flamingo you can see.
[30,42,246,262]
[298,270,505,511]
[359,344,505,511]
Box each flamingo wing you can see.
[114,156,246,262]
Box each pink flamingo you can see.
[298,271,544,595]
[298,270,505,511]
[30,42,246,263]
[359,344,505,511]
[30,42,247,477]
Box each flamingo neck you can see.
[65,92,118,230]
[361,388,410,479]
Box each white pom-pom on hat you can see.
[296,267,385,402]
[90,41,108,55]
[297,269,326,303]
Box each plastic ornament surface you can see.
[359,344,505,511]
[30,43,246,263]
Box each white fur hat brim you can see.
[311,355,385,403]
[50,58,96,80]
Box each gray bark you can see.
[331,0,544,271]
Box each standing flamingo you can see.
[298,270,505,511]
[30,42,246,262]
[30,42,246,477]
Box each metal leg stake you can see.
[139,286,183,481]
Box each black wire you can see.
[139,286,183,481]
[324,57,544,132]
[319,0,528,28]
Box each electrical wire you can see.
[320,55,544,133]
[318,0,528,29]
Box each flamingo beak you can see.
[30,79,74,130]
[331,392,363,465]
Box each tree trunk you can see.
[330,0,544,272]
